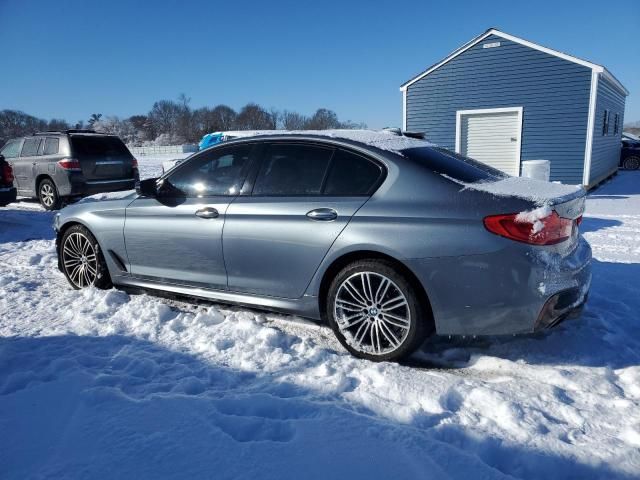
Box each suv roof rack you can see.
[33,129,97,136]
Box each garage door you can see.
[457,108,522,176]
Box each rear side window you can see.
[324,149,382,195]
[70,135,130,160]
[403,147,508,184]
[1,140,22,158]
[253,144,333,195]
[43,138,60,155]
[21,138,41,157]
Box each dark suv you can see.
[0,154,17,207]
[621,137,640,170]
[0,130,139,210]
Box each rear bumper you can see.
[63,178,137,197]
[406,236,592,336]
[0,186,17,206]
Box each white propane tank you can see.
[521,160,551,182]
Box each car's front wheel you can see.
[60,224,112,289]
[38,178,61,210]
[327,259,431,362]
[623,156,640,170]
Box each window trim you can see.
[613,113,620,135]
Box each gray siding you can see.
[589,75,625,185]
[406,34,592,184]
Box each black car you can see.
[621,136,640,170]
[0,154,17,207]
[0,130,139,210]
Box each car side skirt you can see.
[112,274,322,320]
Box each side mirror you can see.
[136,177,159,197]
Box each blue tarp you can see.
[198,133,224,150]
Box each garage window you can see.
[613,114,620,135]
[602,110,609,136]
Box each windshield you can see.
[401,146,508,184]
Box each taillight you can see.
[57,158,82,171]
[132,158,138,169]
[1,163,14,184]
[484,211,574,245]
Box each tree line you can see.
[0,95,365,147]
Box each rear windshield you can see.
[70,135,131,160]
[401,146,508,184]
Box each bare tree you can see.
[282,110,308,130]
[306,108,341,130]
[235,103,274,130]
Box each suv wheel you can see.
[38,178,61,210]
[327,259,431,362]
[60,224,112,289]
[623,156,640,170]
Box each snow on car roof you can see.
[218,129,436,154]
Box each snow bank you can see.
[2,173,640,479]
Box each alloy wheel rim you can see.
[626,158,640,170]
[40,184,54,207]
[334,272,411,356]
[62,232,98,288]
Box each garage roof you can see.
[400,28,628,96]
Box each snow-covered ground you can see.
[1,157,639,479]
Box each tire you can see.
[38,178,61,210]
[623,156,640,170]
[59,224,112,290]
[326,259,431,362]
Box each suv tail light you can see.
[57,158,82,171]
[484,210,575,246]
[1,162,14,184]
[132,158,138,169]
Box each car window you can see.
[253,144,333,195]
[403,146,508,183]
[70,135,130,160]
[164,145,253,197]
[21,138,41,157]
[324,149,382,196]
[43,137,60,155]
[1,140,22,158]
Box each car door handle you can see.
[306,208,338,221]
[195,207,219,219]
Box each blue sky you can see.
[0,0,638,128]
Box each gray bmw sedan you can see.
[54,130,591,362]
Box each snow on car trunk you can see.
[1,160,640,479]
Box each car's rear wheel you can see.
[327,259,431,362]
[60,224,112,289]
[38,178,61,210]
[623,156,640,170]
